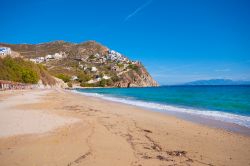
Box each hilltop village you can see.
[0,41,158,88]
[28,49,140,85]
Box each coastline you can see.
[0,89,250,165]
[73,88,250,135]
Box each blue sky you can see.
[1,0,250,84]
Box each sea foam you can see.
[72,90,250,128]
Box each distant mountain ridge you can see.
[183,79,250,85]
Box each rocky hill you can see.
[0,41,158,88]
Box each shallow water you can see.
[75,86,250,129]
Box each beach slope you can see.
[0,89,249,166]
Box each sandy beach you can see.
[0,89,250,166]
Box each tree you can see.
[77,73,91,82]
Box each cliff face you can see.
[0,41,158,87]
[115,66,158,87]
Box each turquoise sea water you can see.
[75,86,250,128]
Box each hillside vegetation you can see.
[0,56,55,85]
[0,41,158,87]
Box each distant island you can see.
[182,79,250,86]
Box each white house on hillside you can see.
[30,57,45,63]
[91,66,98,72]
[0,47,11,56]
[107,50,128,62]
[102,75,111,80]
[45,52,67,60]
[45,54,53,59]
[53,53,63,59]
[71,75,78,81]
[94,53,100,58]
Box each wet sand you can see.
[0,89,250,166]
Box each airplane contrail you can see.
[124,0,153,22]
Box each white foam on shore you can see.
[72,90,250,128]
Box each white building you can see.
[102,75,111,80]
[87,79,95,84]
[0,47,11,56]
[83,66,88,71]
[29,59,36,63]
[107,50,128,62]
[111,65,122,72]
[53,53,63,59]
[94,53,100,58]
[87,78,101,84]
[71,75,78,81]
[81,57,88,62]
[79,64,84,69]
[131,61,140,64]
[29,57,45,63]
[45,54,53,59]
[91,66,98,72]
[100,57,107,63]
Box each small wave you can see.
[72,90,250,128]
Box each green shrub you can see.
[117,63,124,68]
[106,79,113,86]
[56,74,71,83]
[89,55,95,60]
[104,65,111,70]
[77,73,91,82]
[80,82,95,87]
[0,56,39,84]
[21,69,39,83]
[128,64,139,71]
[98,79,106,87]
[111,75,120,82]
[100,72,104,77]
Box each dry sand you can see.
[0,89,250,166]
[0,90,79,137]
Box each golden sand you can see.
[0,89,249,166]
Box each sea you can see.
[74,85,250,132]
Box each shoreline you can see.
[1,89,250,165]
[72,89,250,136]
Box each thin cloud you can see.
[124,0,153,22]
